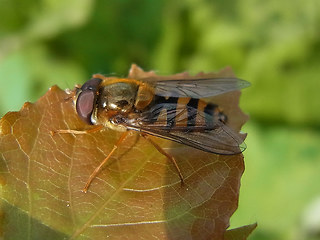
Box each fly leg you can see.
[82,131,129,193]
[141,133,185,185]
[50,125,104,136]
[51,125,129,192]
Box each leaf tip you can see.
[21,101,33,110]
[224,223,258,240]
[49,85,60,91]
[0,113,13,136]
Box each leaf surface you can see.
[224,223,257,240]
[0,65,248,239]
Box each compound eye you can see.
[75,78,102,125]
[76,90,95,124]
[81,78,102,91]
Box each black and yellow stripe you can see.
[145,95,227,131]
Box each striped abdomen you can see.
[144,95,227,131]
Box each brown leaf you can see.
[0,65,248,239]
[224,223,257,240]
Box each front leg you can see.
[50,125,104,136]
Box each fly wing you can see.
[133,124,246,155]
[125,104,246,155]
[141,77,250,98]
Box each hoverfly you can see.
[54,73,250,192]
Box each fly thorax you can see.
[99,82,138,113]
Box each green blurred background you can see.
[0,0,319,239]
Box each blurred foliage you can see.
[0,0,319,239]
